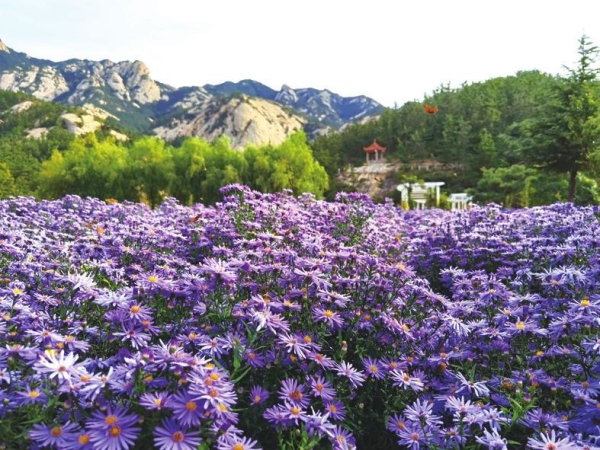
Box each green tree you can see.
[127,137,174,207]
[473,165,537,207]
[523,35,600,201]
[170,138,209,205]
[0,163,16,198]
[37,136,135,200]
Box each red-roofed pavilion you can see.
[364,139,386,163]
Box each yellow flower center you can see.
[329,404,337,413]
[303,335,312,343]
[173,431,184,443]
[79,434,90,444]
[50,427,62,437]
[148,275,158,283]
[105,415,118,425]
[233,444,244,450]
[291,390,302,400]
[516,321,525,330]
[130,305,141,314]
[324,310,334,318]
[12,288,23,295]
[370,365,378,373]
[254,395,262,403]
[581,298,590,307]
[28,391,40,398]
[397,421,405,429]
[185,401,197,411]
[291,406,301,415]
[109,426,121,437]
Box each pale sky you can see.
[1,0,599,107]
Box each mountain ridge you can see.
[0,39,384,147]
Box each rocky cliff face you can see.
[206,81,384,128]
[0,39,383,147]
[154,95,305,149]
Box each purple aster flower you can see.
[308,376,336,401]
[244,349,266,368]
[278,378,309,407]
[154,418,202,450]
[304,408,335,437]
[139,392,171,410]
[387,413,409,435]
[216,434,262,450]
[475,429,508,450]
[327,425,356,450]
[309,352,335,369]
[16,386,47,405]
[86,405,140,450]
[390,370,424,392]
[445,396,478,415]
[249,386,269,405]
[65,431,94,449]
[278,333,310,359]
[527,430,577,449]
[404,399,442,427]
[169,390,205,426]
[325,400,347,420]
[397,424,426,449]
[35,350,81,382]
[455,372,490,397]
[263,404,291,426]
[335,362,365,388]
[362,357,385,380]
[29,422,79,448]
[313,307,344,328]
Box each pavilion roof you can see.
[363,139,386,153]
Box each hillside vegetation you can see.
[313,63,600,205]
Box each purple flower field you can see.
[0,185,599,449]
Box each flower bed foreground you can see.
[0,186,599,449]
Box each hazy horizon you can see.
[2,0,600,107]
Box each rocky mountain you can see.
[0,91,129,141]
[205,80,383,128]
[0,39,383,147]
[155,94,305,149]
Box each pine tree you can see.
[524,35,600,201]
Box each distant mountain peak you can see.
[0,39,10,53]
[0,41,383,143]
